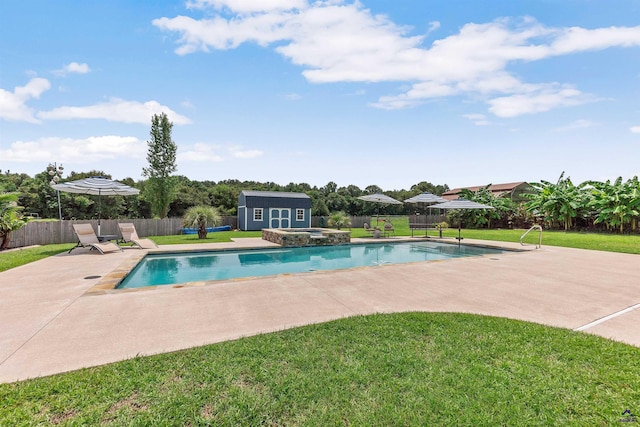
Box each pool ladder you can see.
[520,225,542,249]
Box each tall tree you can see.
[142,113,178,218]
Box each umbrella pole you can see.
[97,191,101,236]
[457,215,462,245]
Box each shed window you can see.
[296,209,305,221]
[254,208,263,221]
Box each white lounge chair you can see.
[70,223,122,254]
[118,223,158,249]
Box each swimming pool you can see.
[117,241,508,289]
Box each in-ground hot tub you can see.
[262,228,351,246]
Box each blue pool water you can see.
[117,241,507,289]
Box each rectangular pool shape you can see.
[117,241,507,289]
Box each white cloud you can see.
[180,143,225,161]
[186,0,307,13]
[283,93,301,100]
[53,62,91,76]
[488,85,588,117]
[463,113,491,126]
[0,135,145,163]
[230,147,263,158]
[549,26,640,55]
[427,21,440,33]
[153,3,640,117]
[631,126,640,133]
[37,98,192,125]
[179,143,263,162]
[0,77,51,123]
[554,119,596,132]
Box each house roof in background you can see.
[442,182,529,200]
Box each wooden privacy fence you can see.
[8,217,238,249]
[408,213,447,226]
[8,215,436,249]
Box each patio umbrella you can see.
[403,192,447,204]
[52,176,140,235]
[357,193,403,223]
[429,198,495,244]
[404,192,448,232]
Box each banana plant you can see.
[587,176,640,233]
[524,172,590,230]
[0,191,28,250]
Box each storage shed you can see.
[238,190,312,231]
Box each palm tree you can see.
[0,191,27,250]
[328,211,351,230]
[183,205,221,239]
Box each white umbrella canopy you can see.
[404,192,447,204]
[429,199,495,210]
[358,193,403,204]
[357,193,402,222]
[429,198,495,243]
[52,176,140,234]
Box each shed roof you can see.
[241,190,310,199]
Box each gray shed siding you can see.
[238,191,312,231]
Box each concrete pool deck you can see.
[1,237,639,383]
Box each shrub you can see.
[328,211,351,230]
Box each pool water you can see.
[117,241,507,289]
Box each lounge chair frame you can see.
[118,223,158,249]
[70,223,122,254]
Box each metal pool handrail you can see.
[520,225,542,249]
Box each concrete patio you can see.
[1,237,639,383]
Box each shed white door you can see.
[270,208,290,228]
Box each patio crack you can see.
[574,303,640,332]
[300,276,363,315]
[0,292,84,368]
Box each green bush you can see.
[328,211,351,229]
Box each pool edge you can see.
[85,238,528,296]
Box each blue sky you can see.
[1,0,640,190]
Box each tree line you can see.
[2,169,640,234]
[0,169,449,220]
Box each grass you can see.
[0,243,75,272]
[437,228,640,254]
[1,312,639,425]
[150,230,263,245]
[362,217,640,254]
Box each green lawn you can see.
[438,228,640,254]
[356,218,640,254]
[1,313,638,425]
